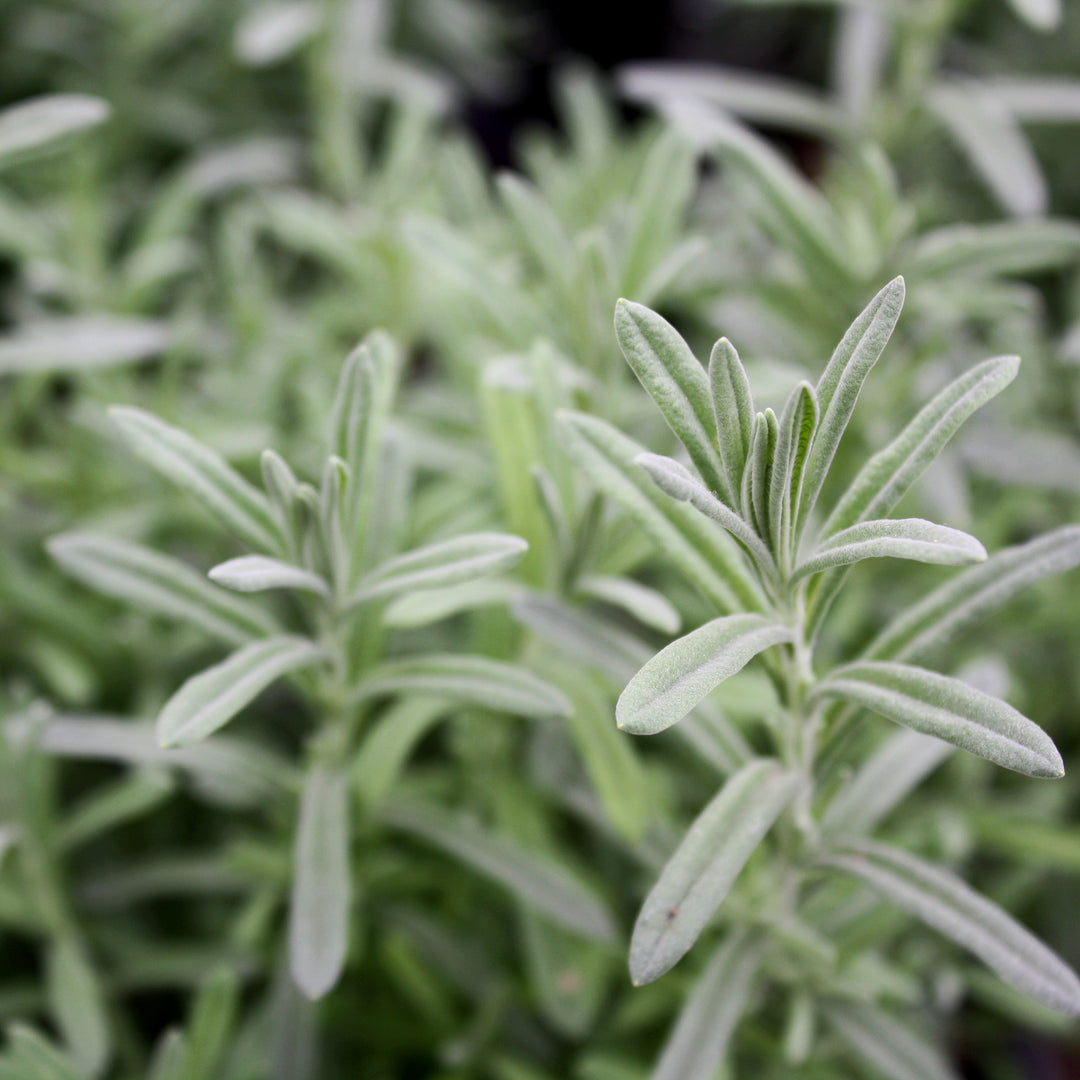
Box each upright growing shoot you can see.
[560,277,1080,1072]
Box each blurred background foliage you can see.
[2,0,1080,1077]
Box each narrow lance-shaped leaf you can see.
[769,381,818,565]
[382,799,615,941]
[576,574,681,635]
[209,555,329,597]
[348,533,528,605]
[45,937,110,1078]
[812,661,1063,778]
[557,411,766,613]
[746,409,777,542]
[929,81,1047,218]
[176,968,238,1080]
[821,728,954,836]
[650,932,764,1080]
[630,759,800,984]
[614,299,731,502]
[793,519,986,583]
[290,766,351,999]
[864,526,1080,664]
[635,452,775,573]
[0,316,167,375]
[823,1000,961,1080]
[47,533,277,646]
[110,406,285,555]
[352,697,449,809]
[821,356,1019,539]
[618,615,793,736]
[820,839,1080,1015]
[798,277,906,535]
[0,94,109,169]
[353,655,570,720]
[157,636,326,748]
[709,336,755,495]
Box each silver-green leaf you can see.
[650,932,763,1080]
[349,533,527,605]
[209,555,329,597]
[629,759,800,984]
[820,839,1080,1015]
[798,277,906,534]
[821,356,1019,539]
[47,533,277,646]
[157,636,326,748]
[793,519,986,582]
[617,615,793,736]
[615,299,730,502]
[290,765,351,999]
[812,661,1063,778]
[110,407,284,555]
[353,655,570,719]
[864,526,1080,664]
[823,1000,961,1080]
[382,799,615,941]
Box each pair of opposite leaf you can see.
[602,278,1080,1012]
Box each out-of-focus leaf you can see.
[290,766,351,999]
[48,533,277,646]
[929,81,1047,218]
[649,933,762,1080]
[45,938,110,1078]
[353,655,569,719]
[823,1000,960,1080]
[110,407,285,555]
[0,318,166,375]
[864,527,1080,663]
[349,533,527,604]
[821,840,1080,1015]
[208,556,329,597]
[382,800,615,941]
[157,636,326,748]
[0,94,109,169]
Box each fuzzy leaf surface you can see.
[821,839,1080,1015]
[629,759,800,984]
[558,411,765,613]
[799,277,906,532]
[634,452,773,569]
[813,661,1062,777]
[821,356,1019,538]
[615,300,730,500]
[157,636,325,748]
[708,336,755,490]
[618,615,792,736]
[794,519,986,582]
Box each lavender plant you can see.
[558,279,1080,1076]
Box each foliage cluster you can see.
[3,1,1080,1078]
